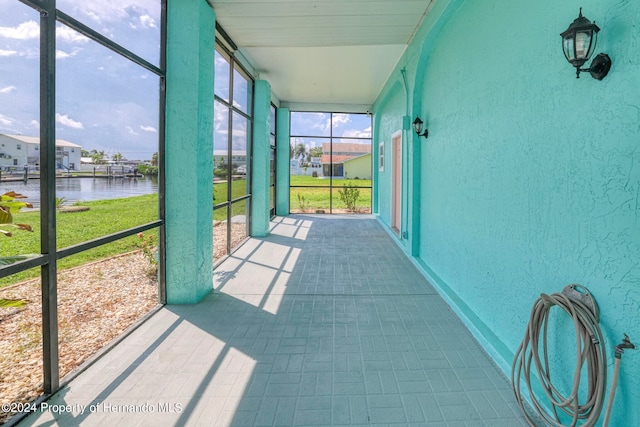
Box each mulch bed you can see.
[1,221,249,424]
[0,251,158,424]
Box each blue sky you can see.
[290,112,372,152]
[1,1,371,162]
[0,0,161,161]
[213,51,372,156]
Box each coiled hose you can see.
[512,286,607,427]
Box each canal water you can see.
[0,177,158,208]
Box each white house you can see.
[0,134,82,171]
[214,149,247,171]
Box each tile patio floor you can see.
[19,215,530,426]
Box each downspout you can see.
[400,68,410,241]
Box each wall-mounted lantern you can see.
[560,8,611,80]
[413,117,428,139]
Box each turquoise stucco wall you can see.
[276,108,291,215]
[164,0,214,304]
[374,82,405,233]
[374,0,640,424]
[251,80,271,236]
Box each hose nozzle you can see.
[614,334,635,358]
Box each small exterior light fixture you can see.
[560,8,611,80]
[413,117,428,139]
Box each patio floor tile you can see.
[18,215,529,426]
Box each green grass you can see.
[290,175,372,212]
[290,175,372,187]
[2,174,370,286]
[290,188,372,211]
[1,194,159,287]
[213,179,250,221]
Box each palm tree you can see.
[309,146,323,158]
[112,152,124,164]
[90,150,107,165]
[294,143,308,163]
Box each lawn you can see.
[290,175,372,187]
[2,175,370,285]
[1,194,159,287]
[290,176,372,212]
[213,179,249,221]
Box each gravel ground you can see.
[0,251,158,424]
[1,221,250,424]
[214,221,248,264]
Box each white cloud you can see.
[140,125,157,133]
[332,113,351,127]
[126,126,138,135]
[56,47,82,59]
[30,120,39,128]
[0,86,16,94]
[342,126,372,138]
[86,12,101,24]
[56,25,90,44]
[63,1,160,30]
[0,114,13,126]
[20,48,40,59]
[0,49,17,57]
[139,15,157,29]
[56,113,84,129]
[0,21,39,40]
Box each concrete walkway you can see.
[19,215,529,426]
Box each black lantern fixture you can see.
[560,8,611,80]
[413,117,428,139]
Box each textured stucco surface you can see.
[251,80,272,236]
[374,81,404,229]
[374,0,640,424]
[164,0,215,304]
[276,108,291,215]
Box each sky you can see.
[289,112,372,152]
[1,0,372,162]
[0,0,161,161]
[213,50,372,155]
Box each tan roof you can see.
[322,153,370,164]
[320,142,371,164]
[321,142,371,153]
[0,134,82,148]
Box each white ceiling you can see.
[207,0,434,109]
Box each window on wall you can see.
[289,112,372,214]
[0,0,165,421]
[213,44,253,265]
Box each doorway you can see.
[391,132,402,233]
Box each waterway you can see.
[0,177,158,208]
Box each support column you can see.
[276,108,290,215]
[164,0,214,304]
[251,80,271,236]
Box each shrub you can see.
[338,184,360,212]
[297,193,309,212]
[137,232,158,278]
[137,164,158,176]
[55,196,66,209]
[0,192,35,266]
